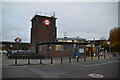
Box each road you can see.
[1,54,120,80]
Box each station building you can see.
[30,13,101,58]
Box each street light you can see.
[107,41,111,59]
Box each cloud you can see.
[2,2,118,42]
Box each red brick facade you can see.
[31,15,57,51]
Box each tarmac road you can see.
[2,54,119,80]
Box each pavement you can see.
[1,53,120,80]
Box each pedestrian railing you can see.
[8,54,117,65]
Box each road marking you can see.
[86,61,117,67]
[88,73,104,78]
[72,60,118,67]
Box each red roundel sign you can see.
[15,37,21,43]
[43,19,50,26]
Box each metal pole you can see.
[91,44,93,60]
[51,57,53,64]
[40,58,42,64]
[69,57,71,63]
[98,55,100,60]
[104,54,106,59]
[84,46,86,62]
[92,38,95,60]
[84,56,86,62]
[109,44,111,59]
[15,58,17,64]
[17,44,18,54]
[91,55,93,59]
[77,57,79,62]
[61,57,62,63]
[28,58,30,64]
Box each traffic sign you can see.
[15,37,21,43]
[43,19,50,26]
[73,44,76,48]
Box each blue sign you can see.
[73,46,76,48]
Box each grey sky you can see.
[2,2,118,42]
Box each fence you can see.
[10,54,117,65]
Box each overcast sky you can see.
[2,2,118,42]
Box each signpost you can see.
[14,37,21,53]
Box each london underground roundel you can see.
[43,19,50,26]
[15,37,21,43]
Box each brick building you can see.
[31,15,57,52]
[30,14,101,58]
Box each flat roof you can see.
[37,41,100,45]
[31,15,57,21]
[56,38,86,40]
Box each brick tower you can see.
[31,14,57,52]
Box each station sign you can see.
[15,37,21,43]
[43,19,50,26]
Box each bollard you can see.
[15,58,17,64]
[28,58,30,64]
[91,56,93,60]
[51,57,53,64]
[84,57,86,62]
[40,58,42,64]
[61,57,62,63]
[104,55,106,59]
[98,55,100,60]
[77,57,79,62]
[69,57,71,63]
[109,55,111,59]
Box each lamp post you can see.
[107,41,111,59]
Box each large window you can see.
[55,45,69,51]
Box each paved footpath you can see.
[1,54,120,80]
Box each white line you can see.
[86,61,118,67]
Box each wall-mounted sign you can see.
[43,19,50,26]
[79,48,84,53]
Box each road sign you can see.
[43,19,50,26]
[73,44,76,48]
[88,73,104,78]
[15,37,21,43]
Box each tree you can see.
[109,27,120,52]
[101,40,108,47]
